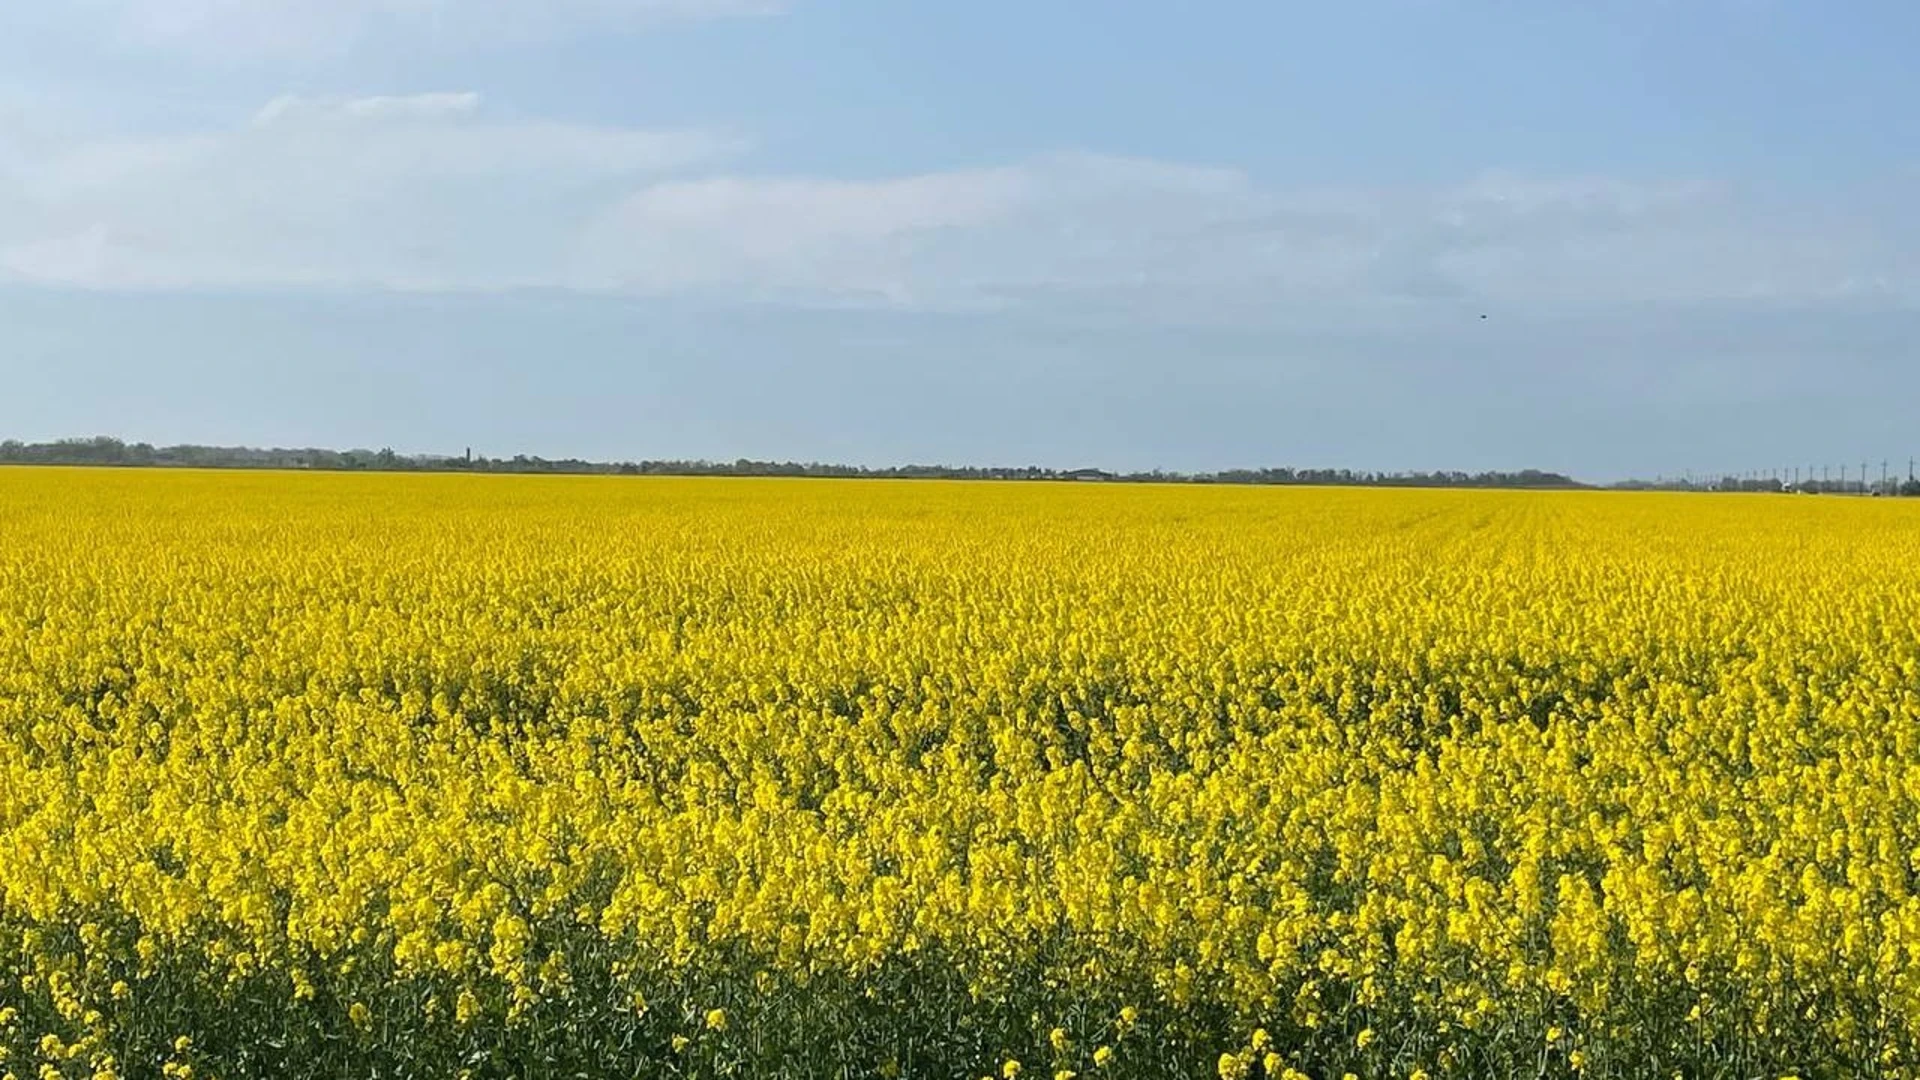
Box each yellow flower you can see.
[348,1002,371,1030]
[1569,1050,1588,1071]
[670,1035,690,1053]
[1003,1060,1022,1079]
[1049,1027,1070,1052]
[704,1008,728,1032]
[1356,1027,1375,1050]
[1092,1046,1114,1068]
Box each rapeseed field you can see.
[2,467,1917,1079]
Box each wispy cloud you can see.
[572,155,1249,304]
[0,94,740,290]
[253,92,483,126]
[3,93,1914,315]
[61,0,782,58]
[576,159,1917,315]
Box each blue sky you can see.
[3,1,1917,479]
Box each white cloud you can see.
[573,154,1322,305]
[0,94,739,291]
[70,0,780,58]
[2,93,1913,315]
[254,92,481,125]
[1,224,113,287]
[1409,176,1903,308]
[574,161,1919,313]
[572,156,1244,302]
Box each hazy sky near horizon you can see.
[3,2,1918,480]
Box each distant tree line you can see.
[0,436,1586,489]
[1201,466,1580,489]
[1611,473,1920,497]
